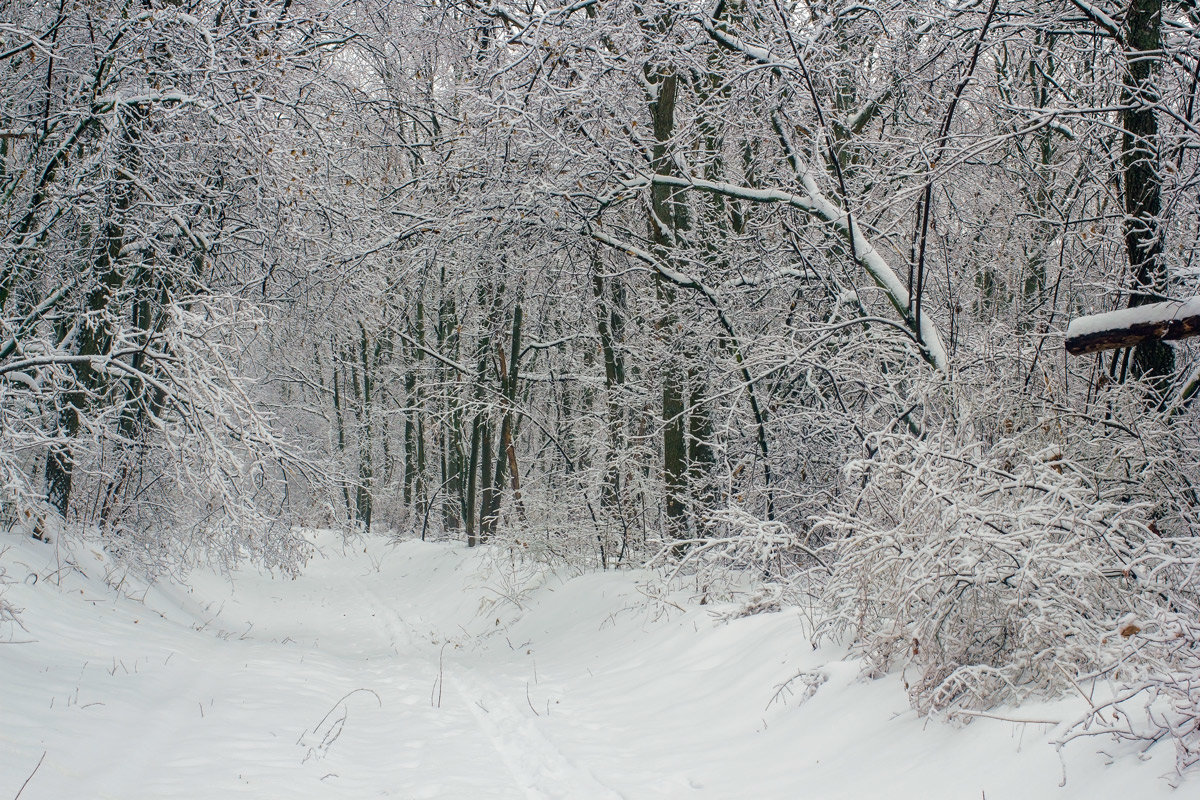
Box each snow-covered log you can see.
[1064,298,1200,356]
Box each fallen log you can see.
[1065,297,1200,356]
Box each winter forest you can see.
[4,0,1200,794]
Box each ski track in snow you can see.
[450,667,624,800]
[346,559,621,799]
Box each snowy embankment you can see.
[0,530,1187,799]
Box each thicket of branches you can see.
[4,0,1200,769]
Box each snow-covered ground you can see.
[0,529,1189,799]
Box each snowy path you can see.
[0,531,1191,799]
[3,537,537,798]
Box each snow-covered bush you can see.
[1,295,315,578]
[1058,608,1200,773]
[0,559,18,635]
[641,504,824,609]
[92,298,316,576]
[815,425,1166,713]
[1055,408,1200,772]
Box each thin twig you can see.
[950,708,1062,726]
[14,751,46,799]
[525,681,540,716]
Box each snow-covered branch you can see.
[1065,298,1200,356]
[637,172,950,372]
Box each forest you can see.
[3,0,1200,779]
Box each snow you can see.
[1065,297,1200,340]
[0,530,1189,798]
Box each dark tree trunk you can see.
[647,61,691,543]
[1123,0,1174,390]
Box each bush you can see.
[815,425,1164,713]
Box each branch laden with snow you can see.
[1065,297,1200,356]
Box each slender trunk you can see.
[465,296,495,545]
[410,299,427,516]
[1123,0,1174,390]
[354,323,374,531]
[647,58,690,543]
[502,305,523,514]
[477,416,496,542]
[592,256,630,562]
[439,286,462,533]
[687,366,716,511]
[481,305,521,541]
[331,340,353,521]
[464,414,481,546]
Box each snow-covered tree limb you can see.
[1065,298,1200,356]
[635,173,950,372]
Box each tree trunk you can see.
[44,110,137,518]
[592,254,631,563]
[646,56,691,543]
[1123,0,1174,390]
